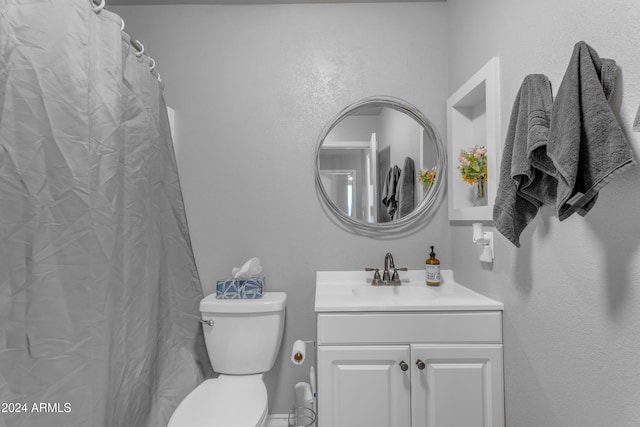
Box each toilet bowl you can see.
[168,292,286,427]
[167,375,268,427]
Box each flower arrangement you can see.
[417,167,437,188]
[457,145,487,185]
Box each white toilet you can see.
[168,292,287,427]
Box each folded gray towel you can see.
[397,157,416,218]
[493,74,555,247]
[547,41,636,220]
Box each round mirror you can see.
[315,96,446,233]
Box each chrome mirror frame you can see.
[314,96,447,235]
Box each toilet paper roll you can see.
[291,340,306,365]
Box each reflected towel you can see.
[493,74,555,247]
[382,165,401,219]
[381,167,392,207]
[397,157,416,218]
[547,41,636,220]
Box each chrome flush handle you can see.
[199,319,214,327]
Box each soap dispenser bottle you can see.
[425,245,441,286]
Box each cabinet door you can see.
[317,345,411,427]
[411,344,504,427]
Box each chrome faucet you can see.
[365,253,407,286]
[383,252,395,281]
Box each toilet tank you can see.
[200,292,286,375]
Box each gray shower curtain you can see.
[0,1,212,426]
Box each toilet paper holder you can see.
[292,340,315,365]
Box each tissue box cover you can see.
[216,278,264,299]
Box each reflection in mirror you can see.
[319,169,356,217]
[315,97,446,233]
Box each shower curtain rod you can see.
[89,0,159,80]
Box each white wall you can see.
[448,0,640,425]
[379,107,422,170]
[112,2,640,423]
[111,3,450,415]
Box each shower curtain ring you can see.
[92,0,105,13]
[133,40,145,57]
[120,18,125,31]
[149,58,156,72]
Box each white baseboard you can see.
[267,414,289,427]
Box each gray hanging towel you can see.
[634,103,640,132]
[381,167,392,208]
[397,157,416,218]
[547,41,636,220]
[382,165,401,219]
[493,74,555,247]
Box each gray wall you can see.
[111,3,450,414]
[448,0,640,425]
[113,2,640,423]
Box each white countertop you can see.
[314,269,503,312]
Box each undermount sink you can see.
[352,285,438,301]
[315,269,504,312]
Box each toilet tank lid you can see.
[201,292,287,314]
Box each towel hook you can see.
[92,0,105,13]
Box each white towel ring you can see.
[92,0,105,13]
[120,18,125,31]
[149,58,156,72]
[133,40,144,57]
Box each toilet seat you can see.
[168,375,268,427]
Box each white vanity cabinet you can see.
[410,343,503,427]
[316,311,504,427]
[317,344,412,427]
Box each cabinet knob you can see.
[416,359,426,370]
[399,361,409,371]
